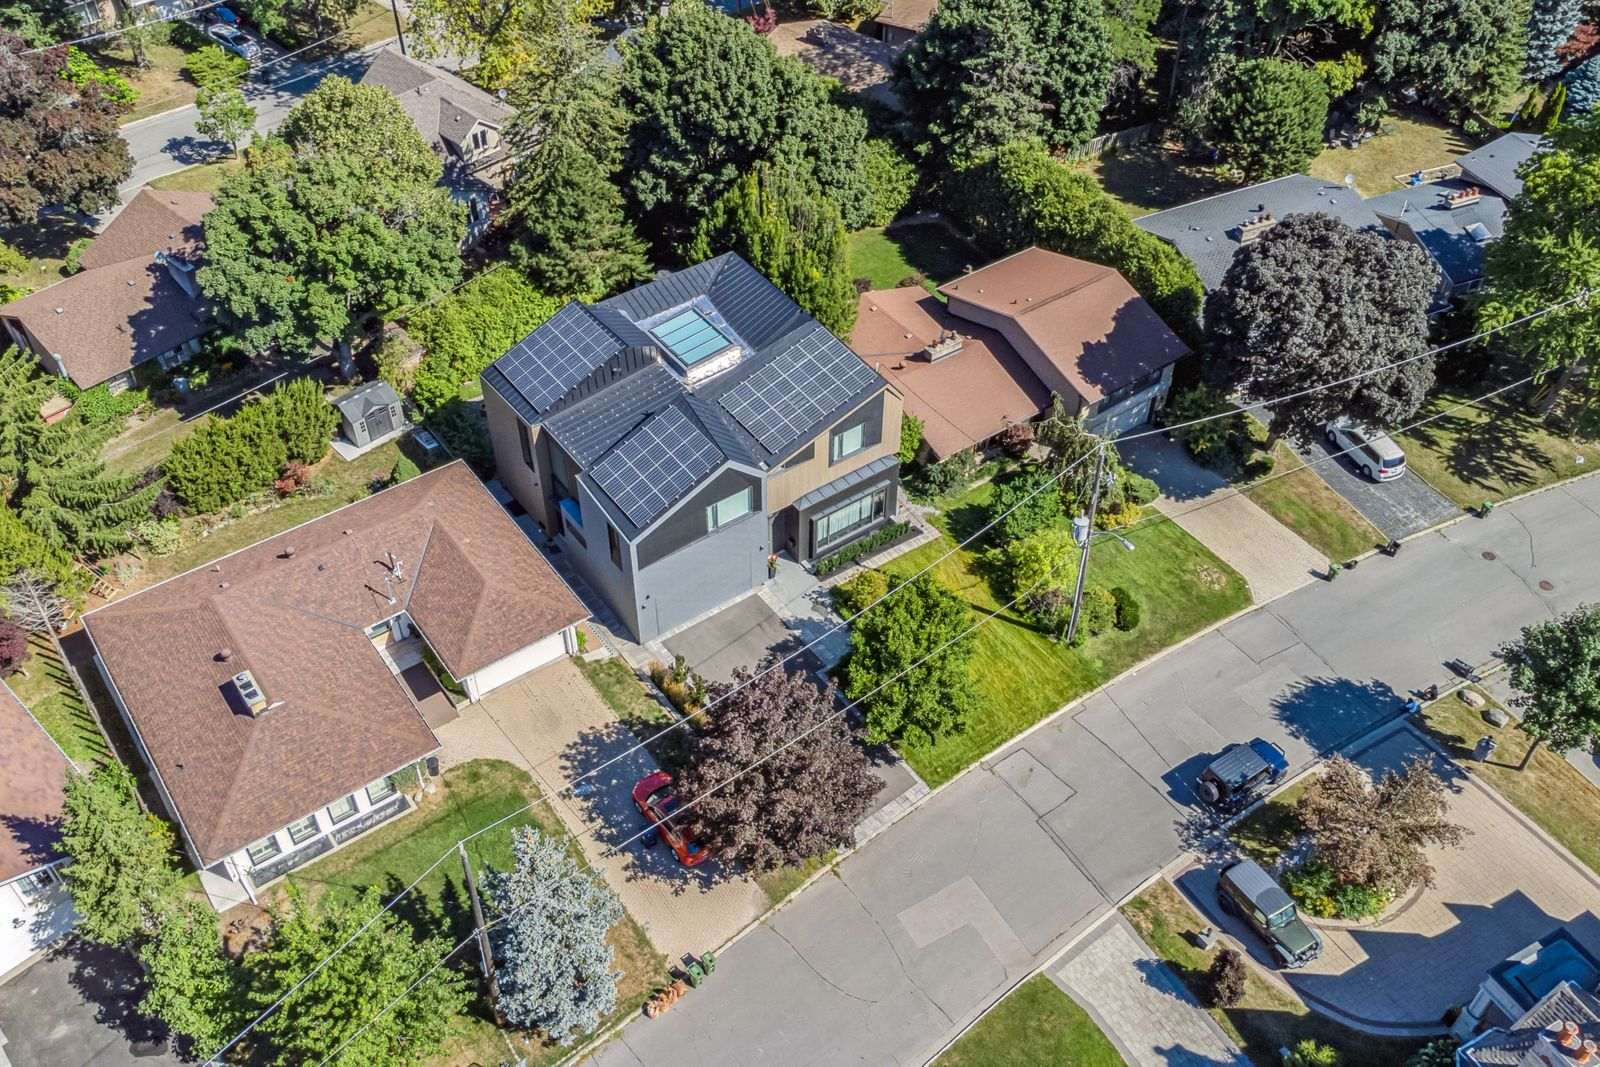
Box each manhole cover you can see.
[1540,580,1556,592]
[1482,550,1498,561]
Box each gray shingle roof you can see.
[1462,982,1600,1065]
[335,380,403,419]
[1457,132,1545,201]
[359,48,514,157]
[1367,180,1507,286]
[1135,176,1380,290]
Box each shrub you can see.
[744,8,777,33]
[1025,586,1071,632]
[1000,526,1077,602]
[899,413,925,464]
[814,521,911,576]
[260,377,336,463]
[1124,472,1159,506]
[62,47,137,107]
[1079,585,1117,637]
[64,237,93,275]
[391,455,422,484]
[1205,948,1247,1008]
[374,332,419,396]
[1283,859,1338,918]
[985,465,1064,544]
[995,422,1033,458]
[812,0,882,19]
[1110,585,1139,631]
[1286,1039,1340,1067]
[1331,880,1390,920]
[408,270,561,414]
[909,448,981,499]
[1095,499,1142,530]
[0,615,27,676]
[861,141,917,227]
[185,44,248,89]
[164,411,287,513]
[649,656,708,715]
[131,517,181,557]
[67,384,148,428]
[273,460,312,495]
[832,569,889,618]
[425,400,494,474]
[1406,1038,1460,1067]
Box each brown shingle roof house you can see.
[852,247,1191,454]
[84,461,587,909]
[0,188,214,391]
[0,679,77,975]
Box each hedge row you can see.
[406,269,562,413]
[164,378,336,514]
[815,521,912,576]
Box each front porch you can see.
[369,617,463,730]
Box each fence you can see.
[1064,122,1158,161]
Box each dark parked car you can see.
[1217,858,1322,968]
[631,771,710,867]
[1194,737,1288,812]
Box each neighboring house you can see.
[1135,175,1379,293]
[0,679,76,980]
[868,0,935,47]
[82,461,587,910]
[482,253,903,643]
[1454,131,1545,201]
[359,46,514,227]
[1455,928,1600,1044]
[1458,979,1600,1066]
[883,247,1193,440]
[0,188,213,392]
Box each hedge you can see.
[164,380,336,513]
[815,521,912,576]
[407,269,562,413]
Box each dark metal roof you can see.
[792,453,898,511]
[542,362,686,467]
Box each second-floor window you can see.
[608,523,623,567]
[706,486,753,531]
[830,423,866,463]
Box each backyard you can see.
[1396,385,1598,509]
[848,221,986,292]
[936,974,1124,1066]
[6,634,110,767]
[272,758,664,1067]
[1121,880,1425,1066]
[1307,109,1472,197]
[1078,139,1234,218]
[883,478,1251,785]
[1245,441,1385,562]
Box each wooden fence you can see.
[1064,123,1158,161]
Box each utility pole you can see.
[458,843,504,1025]
[1064,445,1106,646]
[389,0,407,55]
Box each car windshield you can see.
[1268,903,1298,929]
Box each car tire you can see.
[1362,464,1374,480]
[641,829,659,848]
[1216,890,1236,916]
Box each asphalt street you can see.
[593,472,1600,1066]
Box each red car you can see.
[631,771,711,867]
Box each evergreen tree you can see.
[843,573,978,746]
[57,762,184,946]
[485,827,622,1044]
[1203,58,1331,181]
[686,165,857,335]
[504,11,648,299]
[1568,54,1600,115]
[1372,0,1530,118]
[1527,0,1583,79]
[260,377,337,465]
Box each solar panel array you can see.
[494,304,621,413]
[590,406,724,527]
[718,328,879,453]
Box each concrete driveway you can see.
[1123,434,1326,602]
[1178,724,1600,1031]
[0,939,180,1066]
[1295,436,1460,541]
[433,658,767,964]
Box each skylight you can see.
[650,308,735,366]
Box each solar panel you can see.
[718,327,879,452]
[590,406,724,527]
[493,304,622,414]
[651,308,734,366]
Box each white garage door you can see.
[464,629,571,701]
[1085,386,1159,438]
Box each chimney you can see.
[1238,212,1278,244]
[156,250,200,298]
[1444,185,1482,209]
[216,647,232,662]
[923,331,965,363]
[1564,1021,1583,1049]
[1580,1040,1598,1064]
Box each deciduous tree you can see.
[844,573,978,745]
[195,86,257,157]
[1202,58,1330,181]
[1296,755,1466,894]
[984,465,1066,544]
[1204,213,1436,445]
[678,667,881,873]
[1205,947,1247,1007]
[275,76,442,197]
[247,887,468,1066]
[484,827,622,1044]
[407,0,606,89]
[0,613,27,674]
[58,762,183,945]
[0,31,133,225]
[140,899,248,1050]
[1499,603,1600,757]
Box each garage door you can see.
[1086,386,1158,437]
[463,629,571,701]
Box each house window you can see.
[366,776,397,805]
[519,427,535,472]
[286,815,320,845]
[245,834,282,866]
[14,867,57,902]
[328,794,359,824]
[608,523,622,568]
[830,423,866,463]
[472,128,489,151]
[559,497,585,547]
[706,486,753,531]
[813,487,887,550]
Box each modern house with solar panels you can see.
[482,253,905,643]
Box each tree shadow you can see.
[60,938,175,1056]
[161,134,228,165]
[880,219,985,284]
[0,215,95,263]
[1269,675,1402,752]
[1077,140,1234,214]
[1403,392,1555,494]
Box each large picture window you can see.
[286,815,321,845]
[706,487,753,531]
[830,423,866,463]
[366,776,397,805]
[813,487,887,550]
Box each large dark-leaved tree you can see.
[1204,213,1436,446]
[1201,58,1330,182]
[504,11,648,299]
[1498,603,1600,760]
[895,0,1112,167]
[199,78,466,355]
[0,32,133,225]
[679,666,881,873]
[618,1,871,253]
[1372,0,1529,118]
[844,573,978,747]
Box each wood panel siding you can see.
[766,389,903,514]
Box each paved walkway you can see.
[433,659,766,964]
[1124,434,1326,602]
[1053,917,1248,1067]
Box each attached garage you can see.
[462,627,577,701]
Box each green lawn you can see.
[848,222,987,292]
[1245,442,1384,563]
[7,634,110,767]
[1420,686,1600,878]
[1395,386,1598,509]
[148,158,245,195]
[1,217,94,294]
[1228,778,1312,867]
[937,974,1125,1066]
[101,41,201,124]
[277,759,666,1067]
[101,408,208,476]
[1308,109,1471,197]
[882,481,1251,785]
[755,851,836,909]
[1122,880,1425,1066]
[574,655,692,774]
[1077,140,1236,218]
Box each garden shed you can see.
[335,381,407,449]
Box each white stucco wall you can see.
[0,865,75,980]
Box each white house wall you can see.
[463,627,573,702]
[0,866,75,981]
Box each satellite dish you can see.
[1344,173,1356,187]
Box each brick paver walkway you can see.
[1053,916,1249,1067]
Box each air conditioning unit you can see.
[232,670,268,715]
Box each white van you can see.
[1326,418,1407,481]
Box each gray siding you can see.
[795,468,899,561]
[568,478,639,634]
[826,393,885,467]
[633,509,767,641]
[636,467,763,570]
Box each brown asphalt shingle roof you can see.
[938,247,1190,406]
[875,0,935,32]
[0,680,73,884]
[78,189,210,272]
[851,286,1050,459]
[84,461,587,864]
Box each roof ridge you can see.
[1012,265,1116,317]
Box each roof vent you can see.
[216,647,232,662]
[923,332,965,363]
[231,670,268,715]
[54,307,64,315]
[1445,185,1482,209]
[1238,213,1278,244]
